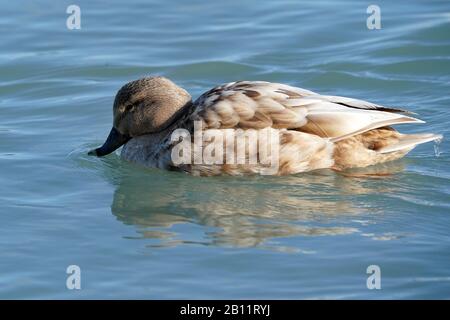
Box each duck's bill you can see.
[88,127,131,157]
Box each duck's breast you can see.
[121,134,171,169]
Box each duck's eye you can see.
[124,104,135,112]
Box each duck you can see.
[89,76,442,176]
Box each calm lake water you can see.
[1,0,449,299]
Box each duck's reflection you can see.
[109,161,405,250]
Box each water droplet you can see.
[434,137,442,157]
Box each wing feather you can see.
[190,81,423,140]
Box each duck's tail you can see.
[377,133,443,154]
[332,128,442,170]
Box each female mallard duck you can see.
[89,76,441,176]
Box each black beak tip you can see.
[88,127,131,158]
[88,149,99,156]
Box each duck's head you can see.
[89,76,192,157]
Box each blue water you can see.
[1,0,449,299]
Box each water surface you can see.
[1,0,449,299]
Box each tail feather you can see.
[300,102,424,141]
[378,133,443,154]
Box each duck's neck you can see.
[159,100,194,133]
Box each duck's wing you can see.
[190,81,424,141]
